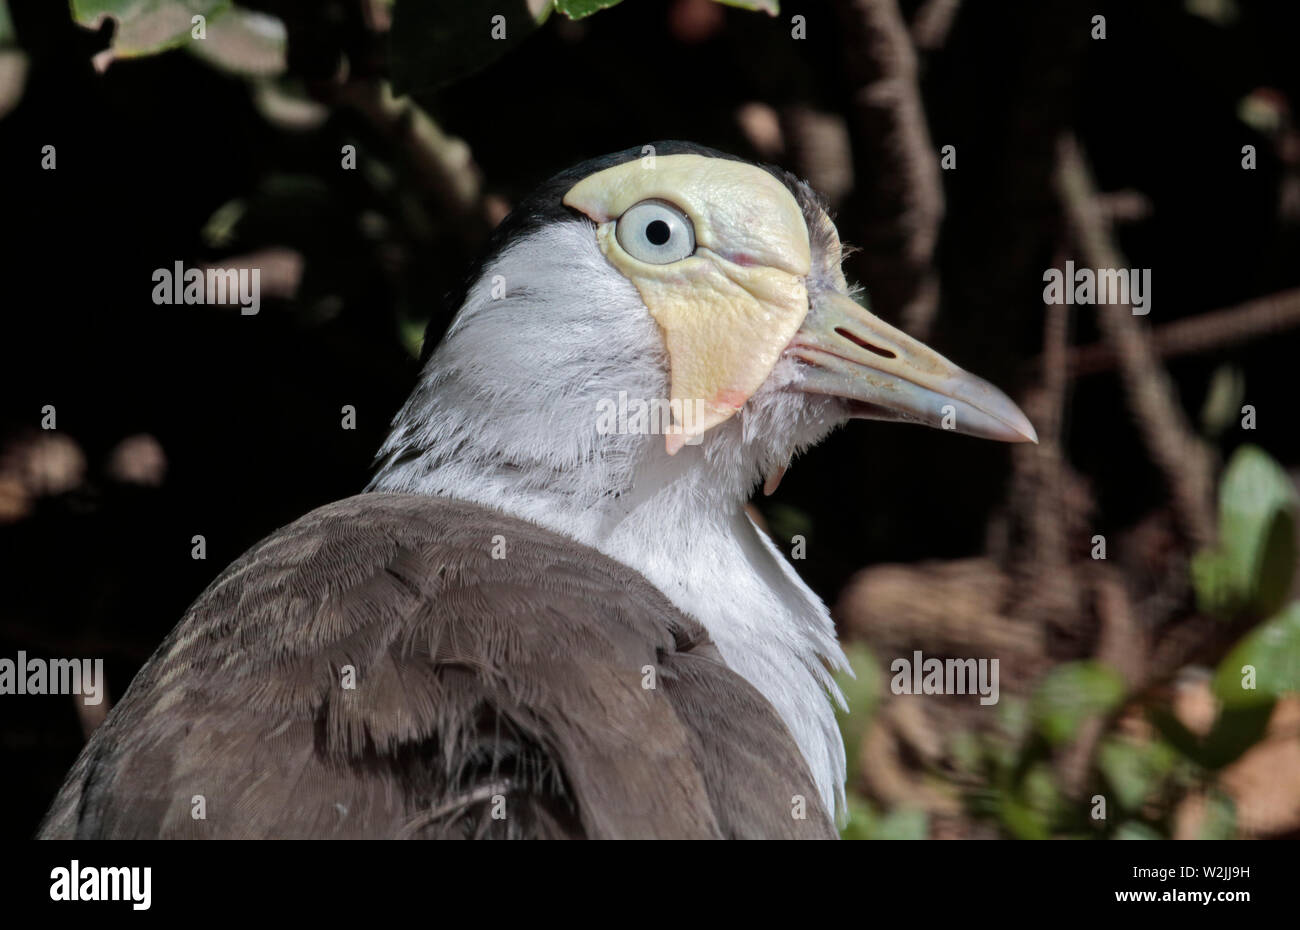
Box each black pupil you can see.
[645,219,671,246]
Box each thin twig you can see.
[834,0,944,336]
[1055,134,1217,547]
[326,79,491,232]
[911,0,963,51]
[1054,287,1300,377]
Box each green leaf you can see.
[1195,445,1298,618]
[948,729,983,776]
[1199,365,1245,438]
[713,0,780,13]
[997,695,1031,742]
[839,796,927,840]
[187,7,285,77]
[871,807,928,840]
[978,696,1031,775]
[1199,703,1274,769]
[834,644,881,722]
[1147,706,1202,762]
[1021,762,1060,812]
[1031,661,1126,746]
[1098,737,1177,811]
[838,794,877,840]
[399,317,427,359]
[1151,701,1275,770]
[70,1,283,75]
[1213,601,1300,708]
[0,1,24,118]
[0,1,15,46]
[71,0,231,60]
[833,644,880,786]
[997,763,1061,839]
[389,0,552,94]
[1190,549,1236,617]
[554,0,622,19]
[999,794,1050,839]
[201,198,245,248]
[1198,790,1236,840]
[1114,821,1164,840]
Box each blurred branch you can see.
[1055,134,1217,547]
[778,106,855,211]
[1000,263,1096,654]
[835,557,1048,689]
[1056,567,1144,796]
[1054,287,1300,378]
[1009,274,1082,614]
[325,79,492,235]
[834,0,944,335]
[1143,612,1258,699]
[910,0,962,51]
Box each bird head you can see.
[561,147,1037,458]
[376,142,1034,507]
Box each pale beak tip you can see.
[977,382,1038,445]
[995,407,1038,445]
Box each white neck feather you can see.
[369,220,849,819]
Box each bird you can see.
[39,141,1036,839]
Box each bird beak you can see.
[789,290,1038,443]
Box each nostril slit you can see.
[834,327,897,359]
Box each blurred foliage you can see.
[840,799,927,842]
[1212,603,1300,707]
[71,0,286,74]
[1192,444,1297,619]
[0,1,14,45]
[1199,364,1246,439]
[389,0,551,94]
[835,643,882,788]
[390,0,775,93]
[835,645,930,840]
[1031,662,1126,747]
[835,443,1300,839]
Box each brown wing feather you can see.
[38,493,834,839]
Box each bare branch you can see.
[1057,287,1300,377]
[834,0,944,335]
[1055,134,1217,547]
[911,0,963,51]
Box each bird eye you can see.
[615,200,695,264]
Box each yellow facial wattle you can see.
[564,154,811,453]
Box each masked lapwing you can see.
[40,142,1035,839]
